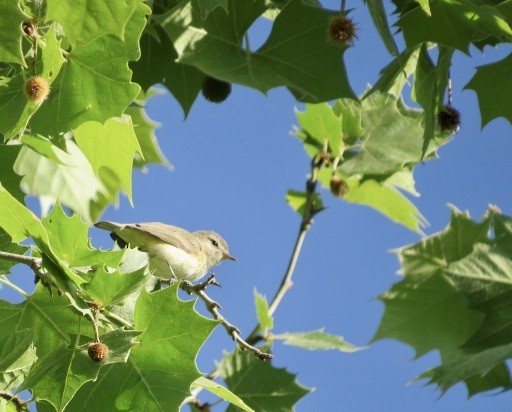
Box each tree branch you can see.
[181,275,273,361]
[0,391,29,412]
[246,154,323,344]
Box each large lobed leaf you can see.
[374,207,512,395]
[157,0,356,103]
[63,285,218,411]
[219,347,311,412]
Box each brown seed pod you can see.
[24,76,50,104]
[201,76,231,103]
[88,342,109,362]
[330,176,348,197]
[438,105,461,132]
[328,15,357,46]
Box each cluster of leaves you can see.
[374,207,512,396]
[0,0,511,410]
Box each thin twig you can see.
[246,155,323,344]
[447,69,453,106]
[0,391,29,412]
[0,251,46,281]
[181,275,273,361]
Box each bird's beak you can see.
[223,252,237,261]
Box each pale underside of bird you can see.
[95,221,235,282]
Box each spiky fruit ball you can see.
[24,76,50,104]
[330,176,348,197]
[438,105,461,132]
[328,15,357,46]
[88,342,109,362]
[201,76,231,103]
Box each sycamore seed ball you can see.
[88,342,109,362]
[201,76,232,103]
[24,76,50,104]
[328,15,357,46]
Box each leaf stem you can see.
[102,309,134,329]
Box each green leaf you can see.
[191,0,229,20]
[342,175,426,233]
[73,116,142,203]
[22,328,141,411]
[254,290,273,331]
[126,96,170,169]
[412,45,454,157]
[191,377,255,412]
[0,0,26,65]
[0,331,37,391]
[365,0,399,55]
[84,266,146,307]
[42,204,124,268]
[66,285,218,411]
[218,348,312,412]
[374,208,512,395]
[0,25,65,138]
[13,139,105,222]
[419,344,512,394]
[373,273,483,357]
[285,190,323,216]
[158,0,356,102]
[0,184,85,289]
[364,47,420,98]
[272,329,361,352]
[397,0,512,52]
[0,228,28,274]
[340,93,443,176]
[296,103,343,155]
[464,53,512,127]
[0,144,24,202]
[30,6,147,136]
[0,285,86,358]
[46,0,141,45]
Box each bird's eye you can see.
[210,239,219,247]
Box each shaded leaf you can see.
[465,53,512,127]
[158,0,356,102]
[365,0,399,55]
[219,348,311,412]
[0,0,26,65]
[0,331,36,391]
[0,228,28,275]
[0,144,24,202]
[397,0,512,52]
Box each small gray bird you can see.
[95,221,236,282]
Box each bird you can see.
[94,221,236,282]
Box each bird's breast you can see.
[144,242,207,281]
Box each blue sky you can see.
[4,1,512,411]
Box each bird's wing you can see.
[126,222,200,254]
